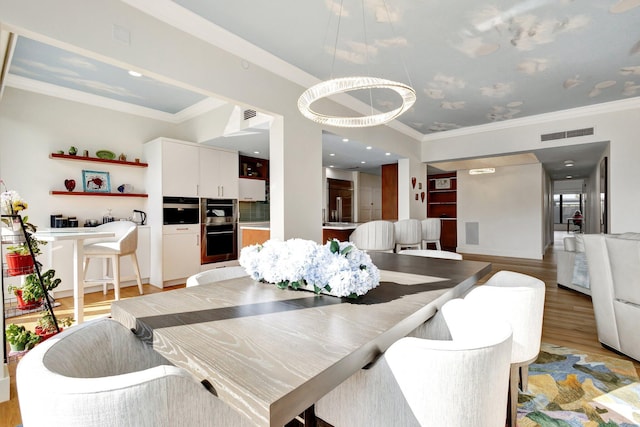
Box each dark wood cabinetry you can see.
[381,163,398,220]
[427,172,457,251]
[239,155,268,180]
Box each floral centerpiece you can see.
[1,179,29,230]
[239,238,380,298]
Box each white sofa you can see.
[556,234,590,295]
[583,233,640,362]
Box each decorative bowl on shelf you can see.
[96,150,116,160]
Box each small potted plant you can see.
[9,269,62,310]
[35,313,73,341]
[5,324,40,352]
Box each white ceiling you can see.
[3,0,634,177]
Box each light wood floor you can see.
[2,233,639,427]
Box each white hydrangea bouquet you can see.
[239,238,380,298]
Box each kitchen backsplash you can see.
[239,201,270,222]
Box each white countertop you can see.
[322,223,359,230]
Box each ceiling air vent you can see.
[541,127,594,142]
[243,109,257,120]
[541,131,566,142]
[566,127,594,138]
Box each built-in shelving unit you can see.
[427,172,457,251]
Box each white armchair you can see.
[17,318,253,427]
[349,220,395,253]
[421,218,442,250]
[556,234,590,295]
[394,219,422,252]
[583,233,640,362]
[315,298,513,427]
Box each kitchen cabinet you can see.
[161,225,200,283]
[239,178,266,201]
[199,147,239,199]
[147,138,239,198]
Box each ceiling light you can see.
[342,138,349,142]
[297,1,415,128]
[564,160,574,167]
[329,165,335,168]
[128,70,142,77]
[385,152,391,156]
[469,168,496,175]
[566,175,573,179]
[253,151,260,154]
[366,146,372,150]
[329,153,335,156]
[361,161,366,164]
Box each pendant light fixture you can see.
[298,0,416,128]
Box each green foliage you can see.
[9,269,61,302]
[5,324,40,349]
[37,313,73,333]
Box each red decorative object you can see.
[411,177,417,189]
[5,253,35,276]
[421,192,426,203]
[64,179,76,191]
[35,326,62,342]
[415,194,419,200]
[15,289,43,311]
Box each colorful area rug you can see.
[518,343,640,426]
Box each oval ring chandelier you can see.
[298,76,416,128]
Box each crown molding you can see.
[422,97,640,142]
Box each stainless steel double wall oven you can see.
[200,198,237,264]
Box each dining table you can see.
[111,252,491,427]
[35,228,115,324]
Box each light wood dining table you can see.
[111,252,491,426]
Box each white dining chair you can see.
[348,220,395,253]
[186,265,248,287]
[315,298,513,427]
[82,221,143,301]
[398,249,462,260]
[462,271,546,427]
[17,318,253,427]
[421,218,442,250]
[394,219,423,252]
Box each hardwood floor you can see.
[1,233,638,427]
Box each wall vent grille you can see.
[541,127,594,142]
[244,109,257,120]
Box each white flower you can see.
[239,238,379,297]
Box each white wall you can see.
[423,101,640,236]
[457,163,544,259]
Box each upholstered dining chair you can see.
[17,318,253,427]
[82,220,143,301]
[398,249,463,260]
[421,218,442,250]
[186,265,248,287]
[394,219,422,252]
[349,220,395,253]
[462,271,546,427]
[314,298,513,427]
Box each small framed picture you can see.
[82,170,111,193]
[435,178,451,189]
[418,182,423,189]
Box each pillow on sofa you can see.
[574,234,586,253]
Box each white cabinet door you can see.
[217,150,239,199]
[239,178,266,201]
[199,148,239,199]
[162,142,199,197]
[198,147,222,198]
[162,225,200,282]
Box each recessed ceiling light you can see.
[564,160,574,167]
[253,151,260,154]
[366,146,372,150]
[342,138,349,142]
[361,161,366,164]
[128,70,142,77]
[329,153,335,156]
[329,165,335,168]
[469,168,495,175]
[566,175,573,179]
[385,152,391,156]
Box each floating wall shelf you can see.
[50,191,148,198]
[50,153,148,168]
